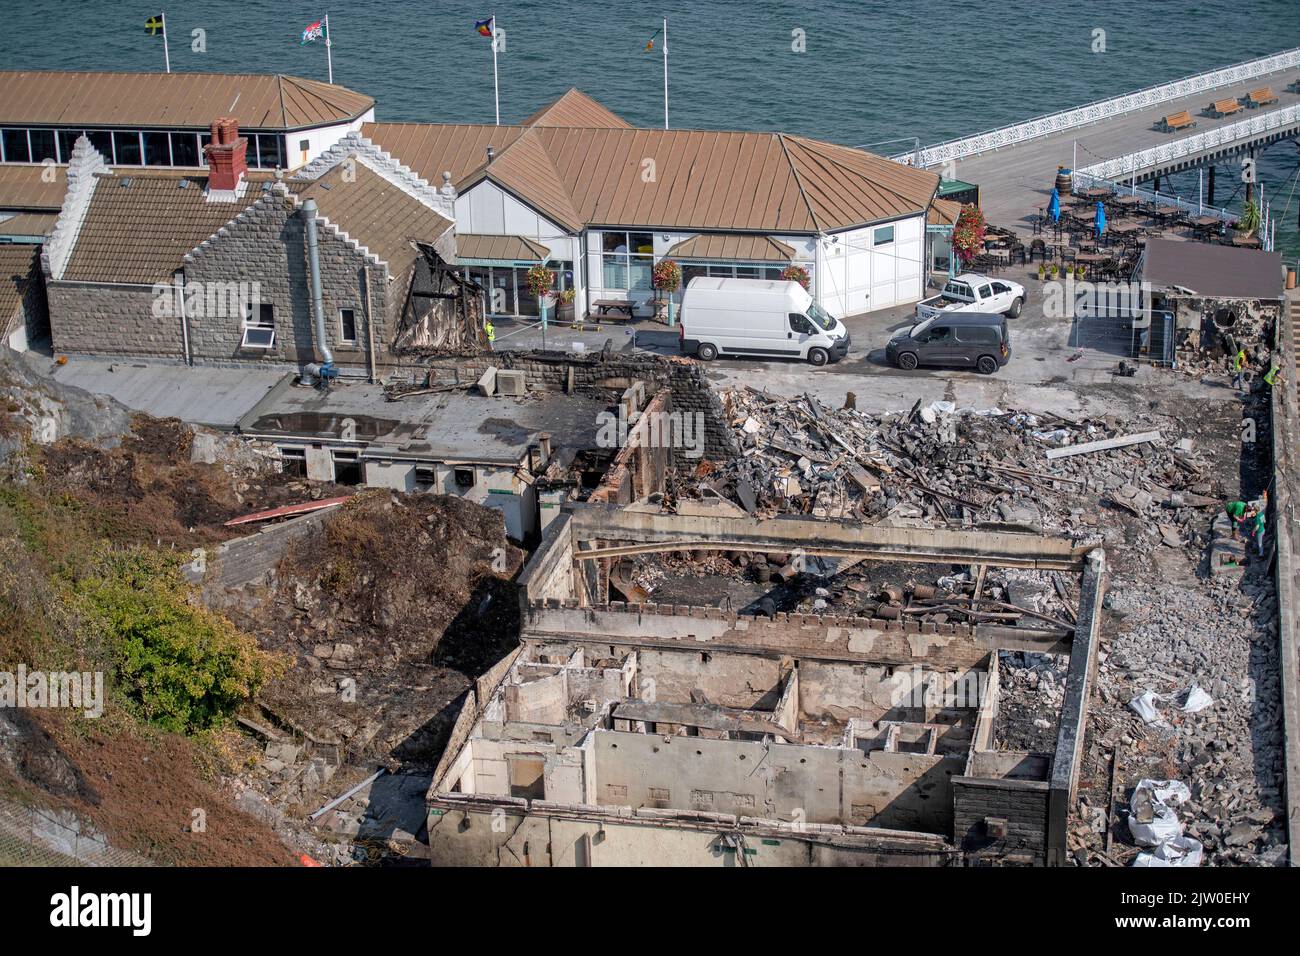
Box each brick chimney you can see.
[205,117,248,193]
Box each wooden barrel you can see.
[1055,167,1073,196]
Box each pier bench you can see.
[589,299,637,321]
[1207,98,1242,117]
[1247,87,1279,107]
[1160,110,1197,132]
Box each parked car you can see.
[915,274,1025,322]
[679,277,850,366]
[885,313,1011,374]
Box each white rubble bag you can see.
[1127,778,1191,847]
[1134,836,1204,868]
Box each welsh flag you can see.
[301,19,324,44]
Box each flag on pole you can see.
[301,19,324,44]
[144,14,165,36]
[474,16,495,37]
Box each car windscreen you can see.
[807,302,837,332]
[908,317,933,338]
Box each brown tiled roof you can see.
[521,89,632,129]
[665,233,796,262]
[456,233,549,262]
[364,118,938,234]
[0,212,58,237]
[0,165,68,211]
[0,71,374,130]
[62,171,274,283]
[295,161,453,276]
[927,197,962,226]
[0,242,39,323]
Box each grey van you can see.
[885,313,1011,375]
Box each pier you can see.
[900,49,1300,232]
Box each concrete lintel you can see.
[1047,547,1106,866]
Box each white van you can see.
[679,277,850,366]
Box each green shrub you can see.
[74,547,284,733]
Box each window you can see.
[86,130,114,160]
[600,231,653,290]
[874,225,895,246]
[255,134,283,169]
[57,130,84,162]
[339,308,357,344]
[241,302,275,349]
[331,451,362,486]
[1,129,30,163]
[926,326,952,342]
[789,313,815,335]
[170,132,200,167]
[29,129,56,164]
[112,131,142,165]
[978,284,993,300]
[143,131,171,166]
[414,465,436,490]
[454,467,475,489]
[279,447,307,478]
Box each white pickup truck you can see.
[915,274,1026,321]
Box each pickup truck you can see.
[915,274,1025,322]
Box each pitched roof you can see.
[521,89,632,129]
[61,170,274,283]
[0,165,68,211]
[363,118,938,234]
[1142,238,1283,299]
[0,242,40,324]
[291,160,453,277]
[927,197,962,226]
[0,71,374,130]
[665,233,796,261]
[456,233,549,262]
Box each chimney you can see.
[205,116,249,194]
[486,145,495,163]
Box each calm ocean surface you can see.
[4,1,1300,250]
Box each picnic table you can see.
[590,299,636,320]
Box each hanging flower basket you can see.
[951,205,987,266]
[524,264,554,300]
[652,258,682,321]
[781,264,811,290]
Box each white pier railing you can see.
[894,48,1300,169]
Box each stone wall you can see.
[48,282,180,357]
[951,775,1050,864]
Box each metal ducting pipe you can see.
[301,198,335,383]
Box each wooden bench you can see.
[589,299,636,321]
[1248,86,1279,107]
[1160,110,1197,132]
[1207,98,1242,118]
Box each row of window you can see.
[238,303,359,350]
[279,446,477,491]
[0,126,289,168]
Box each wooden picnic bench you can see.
[1207,98,1242,118]
[589,299,637,320]
[1248,86,1279,107]
[1160,110,1197,132]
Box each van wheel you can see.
[896,351,919,371]
[1006,297,1024,318]
[807,347,829,367]
[697,342,718,361]
[976,355,999,375]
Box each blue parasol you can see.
[1095,200,1107,238]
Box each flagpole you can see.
[662,18,669,129]
[324,13,334,84]
[492,15,500,125]
[162,12,171,73]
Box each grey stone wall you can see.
[48,282,181,357]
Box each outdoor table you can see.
[1073,206,1097,220]
[1112,195,1141,208]
[1231,235,1262,248]
[1074,252,1107,277]
[1079,187,1112,200]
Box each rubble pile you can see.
[671,387,1226,548]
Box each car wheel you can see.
[977,355,999,375]
[697,342,718,361]
[1006,297,1023,318]
[897,351,919,371]
[807,347,829,367]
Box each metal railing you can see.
[1076,102,1300,182]
[894,47,1300,168]
[1070,170,1235,221]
